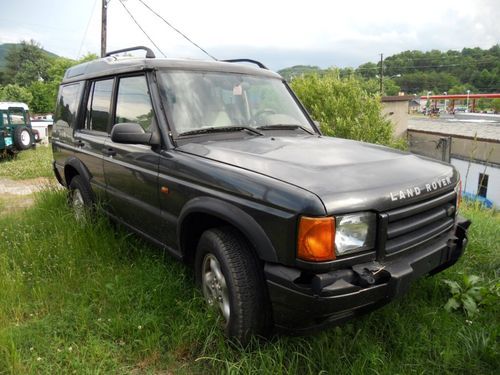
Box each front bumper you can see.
[265,216,470,332]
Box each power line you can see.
[136,0,217,61]
[78,0,99,58]
[118,0,167,57]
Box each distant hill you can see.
[0,43,58,71]
[278,45,500,94]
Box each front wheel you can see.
[195,228,272,344]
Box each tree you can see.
[28,81,53,113]
[0,84,33,104]
[356,62,378,79]
[492,98,500,113]
[290,72,394,145]
[5,40,51,86]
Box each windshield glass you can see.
[158,70,314,135]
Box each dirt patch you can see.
[0,177,61,216]
[0,177,57,195]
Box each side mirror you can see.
[111,123,153,145]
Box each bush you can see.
[291,71,394,145]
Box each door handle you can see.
[74,139,84,147]
[102,147,116,157]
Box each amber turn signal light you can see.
[297,216,335,262]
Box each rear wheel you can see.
[13,126,34,150]
[68,175,94,220]
[195,227,272,344]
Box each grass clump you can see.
[0,193,498,374]
[0,146,53,180]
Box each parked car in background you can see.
[0,102,40,155]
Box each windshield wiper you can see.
[178,126,263,137]
[256,124,315,135]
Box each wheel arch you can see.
[63,157,92,187]
[178,197,278,264]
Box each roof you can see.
[408,116,500,143]
[420,93,500,100]
[381,95,416,103]
[62,56,282,83]
[0,102,29,110]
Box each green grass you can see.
[0,146,53,180]
[0,192,498,374]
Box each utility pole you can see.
[379,53,384,95]
[101,0,108,57]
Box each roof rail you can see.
[105,46,156,59]
[223,59,268,70]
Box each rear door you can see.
[103,73,162,242]
[73,78,114,201]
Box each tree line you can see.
[279,45,500,96]
[0,40,97,113]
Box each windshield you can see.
[158,70,314,135]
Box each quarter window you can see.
[86,79,113,132]
[56,83,83,128]
[115,76,154,131]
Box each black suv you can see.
[52,47,470,343]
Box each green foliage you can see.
[0,41,99,113]
[443,275,485,317]
[356,62,378,79]
[278,65,323,81]
[291,72,394,145]
[0,84,33,104]
[4,40,51,86]
[279,45,499,95]
[384,45,500,93]
[492,98,500,112]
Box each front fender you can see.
[178,196,278,262]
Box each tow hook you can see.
[352,262,387,287]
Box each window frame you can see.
[112,73,156,133]
[81,76,116,135]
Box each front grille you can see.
[382,190,456,255]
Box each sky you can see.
[1,0,499,71]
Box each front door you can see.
[103,74,162,241]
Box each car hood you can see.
[177,135,457,213]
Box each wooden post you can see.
[101,0,107,57]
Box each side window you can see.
[115,75,154,132]
[86,79,113,132]
[56,82,83,128]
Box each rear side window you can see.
[56,83,83,128]
[115,75,154,131]
[85,79,114,132]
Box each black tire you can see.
[195,227,272,344]
[13,126,34,150]
[68,175,94,219]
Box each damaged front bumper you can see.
[265,216,471,332]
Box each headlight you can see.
[335,212,376,256]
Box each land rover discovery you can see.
[52,46,470,343]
